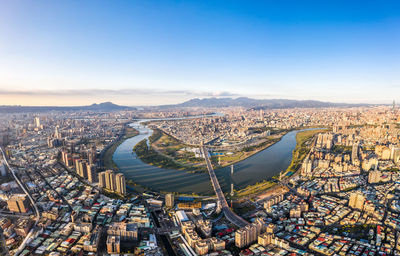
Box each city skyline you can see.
[3,2,400,255]
[1,0,400,106]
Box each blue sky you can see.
[0,0,399,105]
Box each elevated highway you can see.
[201,146,248,228]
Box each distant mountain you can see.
[163,97,370,109]
[0,102,134,113]
[85,102,132,111]
[0,98,373,113]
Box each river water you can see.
[113,117,302,195]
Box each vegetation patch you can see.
[332,145,352,154]
[330,224,376,240]
[283,128,328,177]
[242,137,280,152]
[232,202,256,215]
[139,129,208,170]
[234,180,277,198]
[134,138,204,171]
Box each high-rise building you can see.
[73,156,81,170]
[99,172,106,188]
[105,170,116,191]
[87,164,97,183]
[54,126,61,139]
[302,158,313,176]
[195,240,209,255]
[165,193,174,208]
[266,223,275,234]
[289,206,302,218]
[368,170,381,184]
[258,233,274,246]
[34,117,40,128]
[8,194,30,213]
[99,170,126,195]
[246,225,257,245]
[235,218,264,248]
[316,133,334,149]
[258,223,275,246]
[348,192,365,210]
[87,148,96,165]
[107,222,138,240]
[115,173,126,195]
[76,160,88,179]
[235,229,247,248]
[299,201,309,212]
[352,143,359,165]
[61,151,73,167]
[106,235,120,254]
[83,226,102,252]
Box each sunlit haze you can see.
[0,0,399,105]
[3,2,400,255]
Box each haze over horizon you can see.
[1,0,399,106]
[0,97,383,108]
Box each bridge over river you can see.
[201,145,249,228]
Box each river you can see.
[112,117,302,195]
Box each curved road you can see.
[0,147,40,256]
[201,146,248,228]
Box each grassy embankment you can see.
[134,129,205,171]
[331,145,352,154]
[102,126,154,195]
[135,128,284,172]
[103,126,139,170]
[210,136,282,168]
[234,128,328,198]
[152,130,207,170]
[133,127,327,197]
[210,127,288,168]
[280,128,329,177]
[234,180,278,198]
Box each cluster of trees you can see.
[134,139,185,170]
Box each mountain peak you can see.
[165,97,369,109]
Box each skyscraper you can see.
[54,126,60,139]
[115,173,126,195]
[352,143,359,165]
[34,116,40,128]
[99,170,126,195]
[302,158,313,177]
[87,163,97,183]
[99,172,106,188]
[105,170,116,191]
[76,160,88,179]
